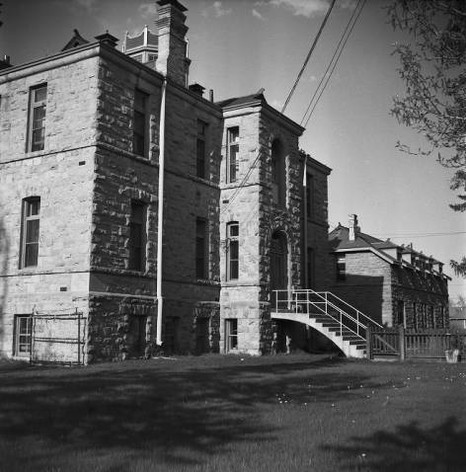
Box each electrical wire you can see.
[301,0,367,128]
[281,0,337,114]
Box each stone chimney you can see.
[156,0,191,86]
[0,55,12,70]
[348,214,360,241]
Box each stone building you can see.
[329,215,450,329]
[0,0,331,363]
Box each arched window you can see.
[271,139,286,206]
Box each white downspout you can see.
[303,159,308,288]
[156,78,167,346]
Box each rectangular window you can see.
[336,254,346,281]
[196,120,208,178]
[227,222,239,280]
[227,127,239,183]
[133,89,148,156]
[196,218,208,279]
[14,315,32,357]
[225,318,238,352]
[27,84,47,152]
[306,173,315,219]
[20,197,41,268]
[396,300,405,327]
[128,201,146,271]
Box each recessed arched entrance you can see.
[270,230,288,300]
[270,230,289,353]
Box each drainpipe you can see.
[156,78,167,346]
[303,159,308,288]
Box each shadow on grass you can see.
[324,416,466,471]
[0,356,399,469]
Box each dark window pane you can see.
[26,219,39,243]
[25,243,39,267]
[129,202,146,271]
[27,200,40,217]
[34,87,47,102]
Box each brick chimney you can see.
[156,0,191,86]
[348,214,360,241]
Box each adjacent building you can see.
[329,215,450,329]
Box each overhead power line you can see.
[281,0,337,114]
[376,231,466,239]
[301,0,367,128]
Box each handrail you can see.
[291,289,383,329]
[272,288,382,340]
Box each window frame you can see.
[133,89,148,156]
[226,221,239,281]
[13,315,32,357]
[19,197,41,269]
[225,318,238,352]
[128,201,147,271]
[226,127,239,184]
[27,84,47,153]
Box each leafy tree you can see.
[388,0,466,277]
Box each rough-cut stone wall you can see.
[0,50,100,359]
[304,160,331,291]
[219,108,262,354]
[88,52,223,360]
[329,251,392,325]
[219,104,304,354]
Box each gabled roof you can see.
[329,225,398,264]
[61,29,89,51]
[329,223,447,278]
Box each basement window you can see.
[14,315,32,357]
[225,318,238,352]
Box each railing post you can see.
[366,325,372,360]
[399,325,405,361]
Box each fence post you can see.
[77,309,81,366]
[366,325,372,360]
[399,325,405,361]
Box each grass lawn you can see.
[0,354,465,472]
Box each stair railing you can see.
[273,289,383,340]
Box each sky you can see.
[0,0,465,300]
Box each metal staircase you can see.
[271,289,383,358]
